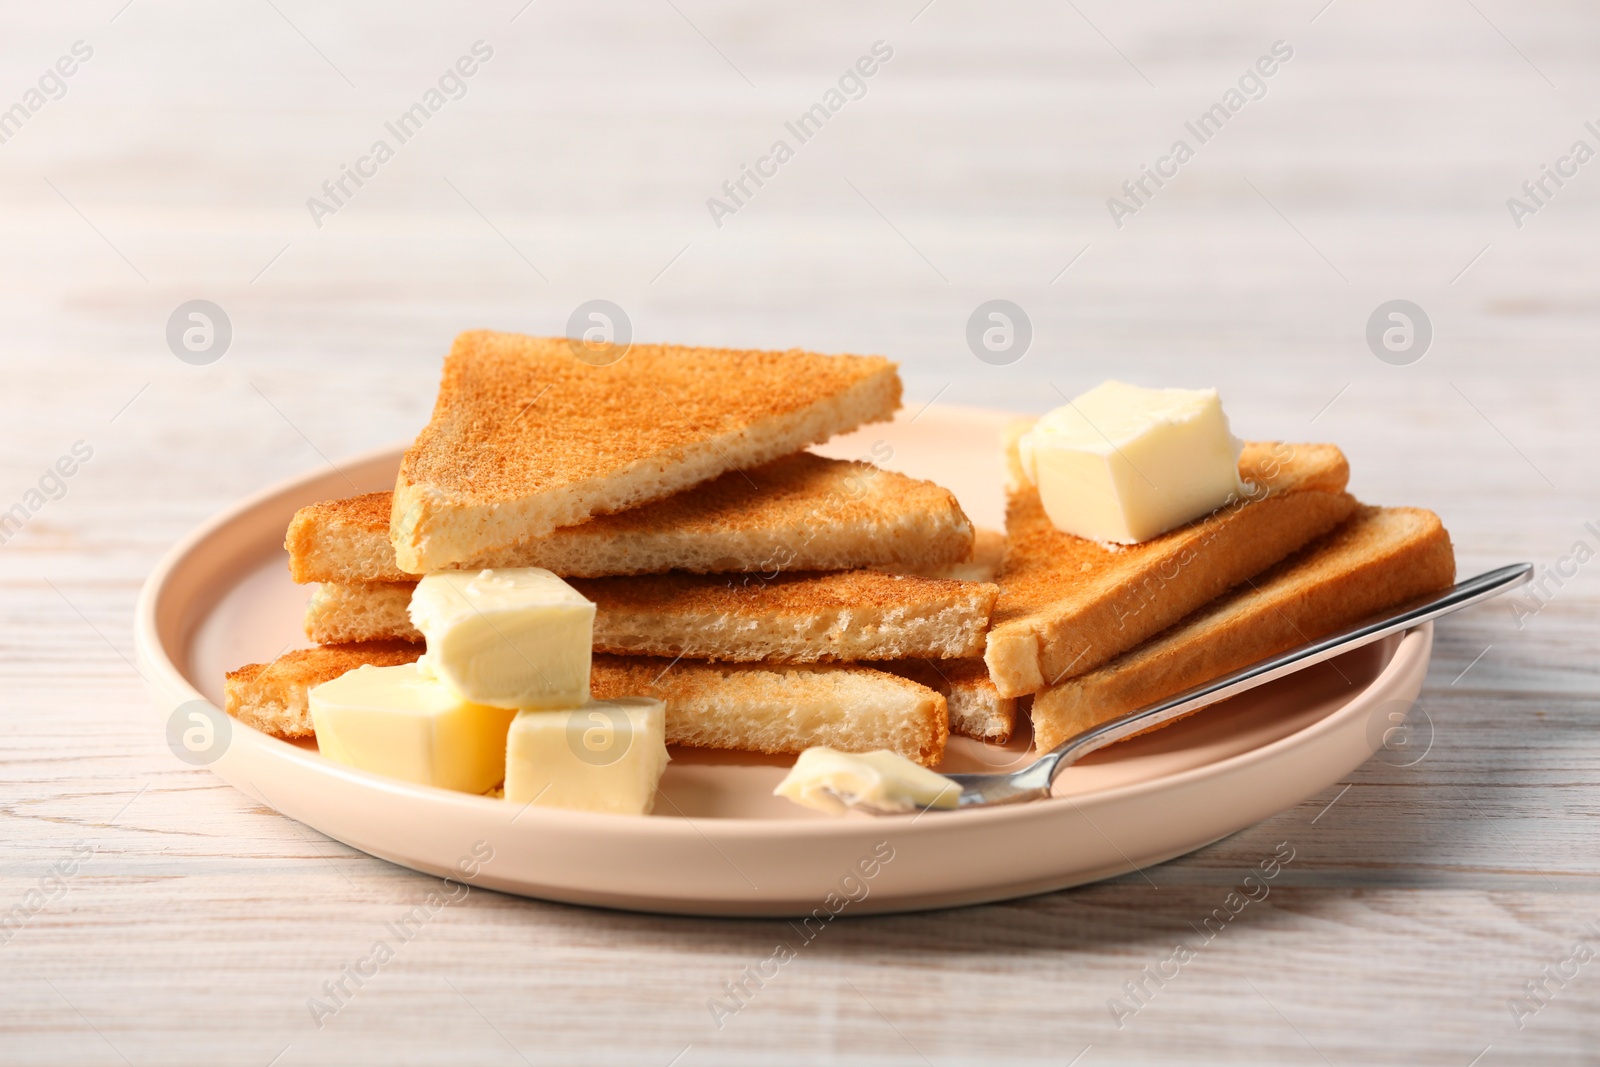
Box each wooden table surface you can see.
[4,1,1597,1063]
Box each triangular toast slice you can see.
[223,640,424,740]
[289,453,972,582]
[590,654,947,766]
[987,426,1358,697]
[301,571,999,663]
[223,643,947,766]
[391,331,902,572]
[1030,505,1455,751]
[573,570,997,662]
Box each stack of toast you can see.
[224,330,1458,782]
[986,422,1456,749]
[226,332,1017,767]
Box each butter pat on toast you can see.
[391,332,902,572]
[1030,505,1456,752]
[288,453,972,583]
[987,430,1358,697]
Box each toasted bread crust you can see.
[591,654,948,766]
[304,570,1000,662]
[286,493,396,584]
[986,435,1359,697]
[223,641,423,739]
[391,332,902,571]
[289,453,973,583]
[221,642,946,765]
[882,657,1016,743]
[1030,506,1456,752]
[304,581,419,644]
[577,570,998,662]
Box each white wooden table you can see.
[3,1,1596,1063]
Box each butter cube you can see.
[504,698,668,815]
[409,567,594,710]
[1017,381,1245,544]
[309,663,517,794]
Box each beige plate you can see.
[133,406,1431,916]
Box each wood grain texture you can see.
[3,0,1598,1063]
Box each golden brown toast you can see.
[591,654,947,766]
[575,570,997,662]
[881,657,1016,743]
[223,640,423,739]
[302,570,999,663]
[391,331,902,572]
[289,453,972,583]
[222,642,947,765]
[986,429,1358,697]
[1030,505,1456,752]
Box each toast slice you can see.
[303,571,1000,663]
[881,658,1017,743]
[575,570,997,662]
[223,643,947,765]
[591,654,947,766]
[391,331,902,572]
[223,640,424,739]
[1030,505,1456,752]
[288,453,973,583]
[987,429,1358,697]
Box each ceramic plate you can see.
[133,406,1430,916]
